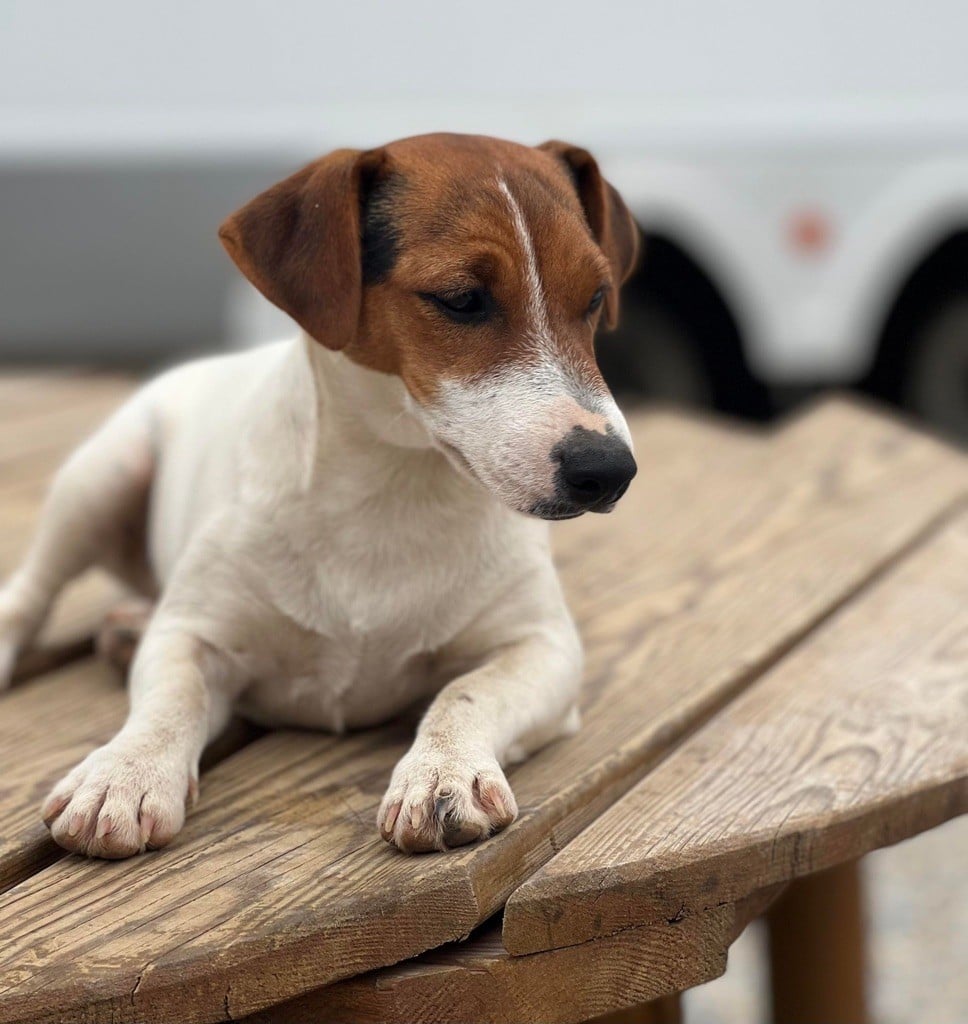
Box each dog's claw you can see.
[377,750,518,854]
[42,741,193,859]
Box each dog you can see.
[0,133,639,858]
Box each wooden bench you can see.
[0,376,965,1024]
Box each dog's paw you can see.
[378,747,518,854]
[42,740,197,859]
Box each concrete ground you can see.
[685,815,968,1023]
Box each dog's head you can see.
[220,133,639,520]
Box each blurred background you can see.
[1,1,965,1019]
[3,0,968,443]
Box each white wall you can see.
[3,0,968,154]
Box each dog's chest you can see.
[236,501,512,731]
[242,634,436,733]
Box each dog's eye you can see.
[587,287,606,315]
[422,288,491,324]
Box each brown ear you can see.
[218,148,386,349]
[538,140,640,328]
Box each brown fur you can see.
[219,133,639,405]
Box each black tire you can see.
[900,294,968,443]
[597,297,712,408]
[600,234,772,419]
[599,291,772,419]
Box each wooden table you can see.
[0,376,965,1024]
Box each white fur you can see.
[417,179,633,514]
[2,335,585,856]
[498,178,554,353]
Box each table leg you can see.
[591,993,682,1024]
[766,860,868,1024]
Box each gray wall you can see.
[0,158,302,362]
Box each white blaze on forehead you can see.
[494,176,632,451]
[497,177,553,350]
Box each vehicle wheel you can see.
[901,295,968,443]
[597,297,712,408]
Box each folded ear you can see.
[538,140,640,329]
[219,148,387,349]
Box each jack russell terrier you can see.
[0,134,639,857]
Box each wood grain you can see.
[0,659,127,892]
[238,888,782,1024]
[242,909,732,1024]
[0,658,258,896]
[504,510,968,954]
[0,399,965,1024]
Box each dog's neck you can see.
[260,332,488,515]
[303,333,437,453]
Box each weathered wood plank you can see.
[245,912,730,1024]
[0,659,127,892]
[238,888,783,1024]
[504,509,968,954]
[0,400,964,1024]
[0,654,258,894]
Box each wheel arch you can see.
[609,228,771,417]
[863,228,968,400]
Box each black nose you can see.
[556,432,637,512]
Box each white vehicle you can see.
[3,1,967,436]
[599,110,968,440]
[224,106,968,441]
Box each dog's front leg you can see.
[379,618,581,854]
[42,625,237,858]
